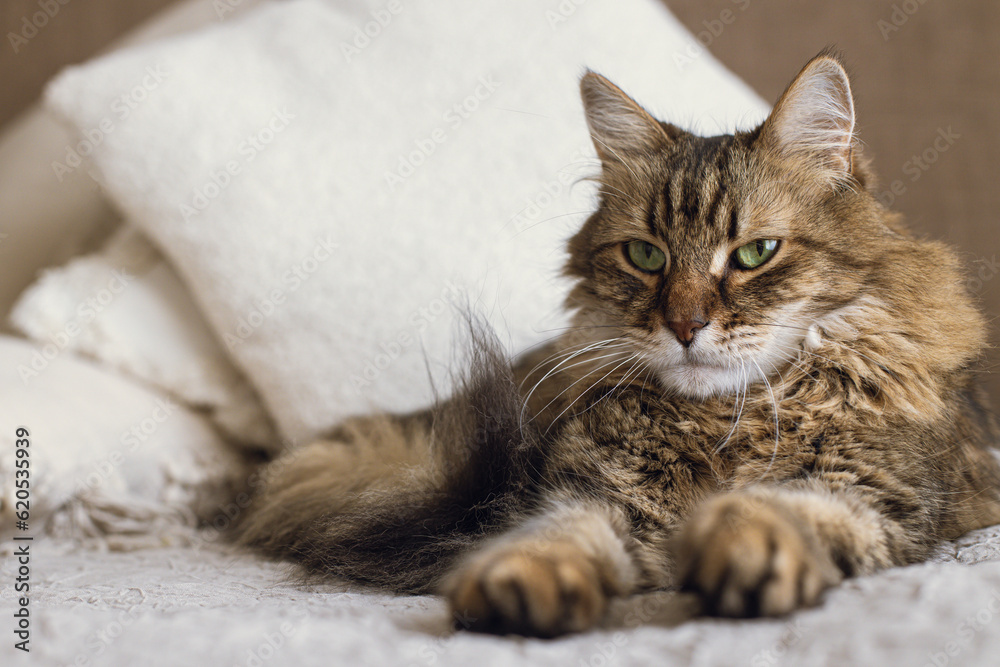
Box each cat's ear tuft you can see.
[580,71,671,162]
[759,54,856,184]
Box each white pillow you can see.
[9,226,278,450]
[0,335,248,548]
[44,0,769,442]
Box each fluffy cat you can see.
[239,52,1000,637]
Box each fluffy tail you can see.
[237,322,544,593]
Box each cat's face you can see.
[567,56,889,399]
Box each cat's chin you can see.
[656,362,755,401]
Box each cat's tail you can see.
[236,319,544,593]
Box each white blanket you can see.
[5,526,1000,667]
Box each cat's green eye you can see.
[734,239,780,270]
[626,240,667,272]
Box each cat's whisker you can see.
[637,364,657,405]
[515,325,630,364]
[520,349,630,419]
[577,354,649,418]
[589,135,643,185]
[601,354,644,400]
[598,182,645,208]
[761,354,791,387]
[519,338,630,423]
[531,323,624,334]
[767,339,867,377]
[756,321,894,372]
[520,334,626,369]
[768,340,890,393]
[751,357,781,479]
[522,346,635,423]
[715,356,749,454]
[780,356,817,381]
[512,210,601,237]
[519,340,632,390]
[542,353,642,435]
[520,326,626,351]
[528,353,639,430]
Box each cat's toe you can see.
[444,542,608,637]
[672,494,841,618]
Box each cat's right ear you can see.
[580,71,673,163]
[758,53,857,186]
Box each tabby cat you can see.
[239,53,1000,637]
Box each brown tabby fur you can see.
[239,53,1000,637]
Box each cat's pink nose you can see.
[667,319,707,347]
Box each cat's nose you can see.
[666,318,708,347]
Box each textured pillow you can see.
[0,335,249,547]
[9,226,278,450]
[44,0,769,442]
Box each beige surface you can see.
[0,0,176,128]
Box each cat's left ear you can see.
[759,53,857,185]
[580,71,673,163]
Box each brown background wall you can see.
[3,0,1000,402]
[0,0,176,125]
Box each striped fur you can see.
[239,53,1000,636]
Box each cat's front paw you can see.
[444,542,608,637]
[672,493,841,618]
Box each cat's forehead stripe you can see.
[648,135,745,240]
[645,190,660,237]
[704,184,726,238]
[679,175,702,222]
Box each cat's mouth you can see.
[655,361,743,400]
[678,347,723,367]
[629,324,801,400]
[673,354,737,378]
[639,340,763,400]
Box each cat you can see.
[238,51,1000,637]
